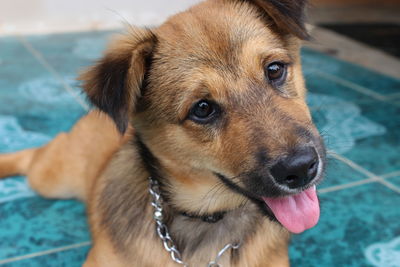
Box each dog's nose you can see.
[271,147,319,189]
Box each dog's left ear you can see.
[247,0,309,39]
[80,28,157,133]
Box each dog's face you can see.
[83,0,326,233]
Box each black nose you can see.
[270,147,319,189]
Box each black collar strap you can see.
[181,211,226,223]
[135,134,161,180]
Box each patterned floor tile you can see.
[342,101,400,175]
[0,196,89,260]
[290,182,400,267]
[23,30,117,76]
[305,73,374,104]
[387,176,400,188]
[0,38,87,138]
[301,47,400,96]
[0,36,40,78]
[0,33,90,267]
[318,157,368,189]
[307,92,386,155]
[304,64,399,175]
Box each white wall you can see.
[0,0,201,35]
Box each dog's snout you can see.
[271,147,319,189]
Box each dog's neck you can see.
[136,136,228,223]
[98,136,289,266]
[135,135,246,216]
[135,135,265,262]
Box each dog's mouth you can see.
[215,173,320,234]
[261,186,319,233]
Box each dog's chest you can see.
[167,205,272,266]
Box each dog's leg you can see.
[0,111,128,202]
[22,133,89,200]
[0,133,89,200]
[0,148,36,178]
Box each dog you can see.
[0,0,326,266]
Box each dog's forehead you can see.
[148,0,303,109]
[154,0,285,71]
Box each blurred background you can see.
[0,0,399,266]
[1,0,399,77]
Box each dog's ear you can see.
[80,28,156,133]
[247,0,309,39]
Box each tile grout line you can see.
[0,241,91,265]
[318,177,376,194]
[16,35,90,112]
[312,70,388,102]
[376,179,400,194]
[330,153,400,194]
[385,92,400,99]
[329,153,376,177]
[381,170,400,179]
[318,174,400,195]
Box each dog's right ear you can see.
[246,0,309,39]
[80,28,157,133]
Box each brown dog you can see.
[0,0,326,266]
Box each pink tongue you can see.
[262,186,320,234]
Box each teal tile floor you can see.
[0,31,399,266]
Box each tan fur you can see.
[83,142,291,267]
[0,110,131,201]
[0,0,324,266]
[0,149,35,178]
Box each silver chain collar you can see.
[149,177,240,267]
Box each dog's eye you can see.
[189,100,218,124]
[265,62,287,87]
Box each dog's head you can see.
[82,0,325,233]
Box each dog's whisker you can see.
[200,175,246,213]
[201,174,244,202]
[105,7,136,34]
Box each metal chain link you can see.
[148,177,240,267]
[149,177,187,266]
[207,243,241,267]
